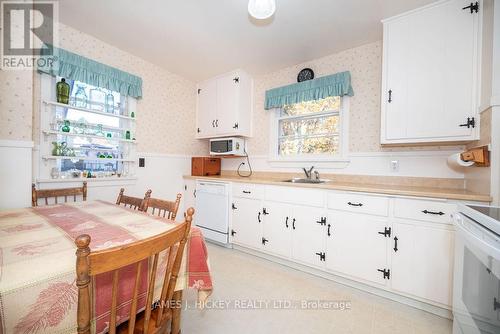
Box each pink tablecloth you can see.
[0,200,212,334]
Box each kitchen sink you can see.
[282,178,329,184]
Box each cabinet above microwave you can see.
[196,70,253,139]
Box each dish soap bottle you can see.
[56,78,70,104]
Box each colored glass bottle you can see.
[74,85,88,108]
[56,78,70,104]
[125,130,131,140]
[61,120,70,132]
[105,93,115,113]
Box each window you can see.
[40,75,136,180]
[271,96,348,161]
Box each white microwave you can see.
[209,137,245,156]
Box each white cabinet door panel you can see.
[262,201,292,258]
[391,222,454,306]
[231,197,262,249]
[196,80,217,137]
[216,73,239,135]
[292,206,327,268]
[326,211,389,285]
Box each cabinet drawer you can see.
[327,192,389,216]
[265,186,324,207]
[232,183,264,199]
[394,198,455,224]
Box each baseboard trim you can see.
[232,244,452,319]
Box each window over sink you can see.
[270,96,349,162]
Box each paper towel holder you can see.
[460,145,490,167]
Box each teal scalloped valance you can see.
[38,47,143,98]
[264,71,354,110]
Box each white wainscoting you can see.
[0,140,33,209]
[222,150,465,179]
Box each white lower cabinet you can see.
[261,201,292,257]
[291,206,327,267]
[231,197,262,249]
[224,180,465,310]
[326,211,390,286]
[391,221,454,306]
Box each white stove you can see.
[452,204,500,334]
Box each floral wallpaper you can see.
[2,23,206,155]
[249,41,464,154]
[0,70,33,141]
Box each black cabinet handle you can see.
[348,202,363,207]
[193,190,196,198]
[262,208,269,215]
[378,227,391,238]
[215,119,219,127]
[292,218,296,230]
[462,2,479,14]
[459,117,476,128]
[285,216,289,228]
[212,120,215,128]
[422,210,445,216]
[315,252,326,261]
[231,229,236,236]
[316,217,327,225]
[242,190,251,194]
[388,89,392,103]
[232,203,237,210]
[257,212,261,223]
[327,224,331,237]
[262,237,268,245]
[393,236,398,252]
[232,123,239,129]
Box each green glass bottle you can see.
[56,78,70,104]
[125,130,131,140]
[61,120,70,132]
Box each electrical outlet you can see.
[390,160,399,172]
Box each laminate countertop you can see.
[183,174,492,202]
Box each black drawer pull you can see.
[348,202,363,207]
[422,210,444,216]
[242,190,251,194]
[327,224,331,237]
[257,212,261,222]
[292,218,296,230]
[285,216,289,228]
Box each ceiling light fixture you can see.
[248,0,276,20]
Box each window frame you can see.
[268,96,350,163]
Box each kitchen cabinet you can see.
[183,179,197,214]
[381,0,482,144]
[291,206,327,267]
[391,221,454,306]
[261,201,292,257]
[231,197,262,249]
[196,70,253,138]
[326,211,390,286]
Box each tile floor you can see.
[181,244,452,334]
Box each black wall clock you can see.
[297,68,314,82]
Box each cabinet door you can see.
[383,0,479,143]
[391,222,454,306]
[292,206,327,268]
[183,179,196,214]
[231,197,262,249]
[326,211,389,285]
[262,202,292,258]
[216,73,239,135]
[196,80,217,137]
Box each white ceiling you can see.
[57,0,436,82]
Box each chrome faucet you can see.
[303,166,315,179]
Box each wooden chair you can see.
[116,188,152,211]
[75,207,195,334]
[144,194,182,220]
[31,182,87,207]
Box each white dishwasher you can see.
[195,181,230,245]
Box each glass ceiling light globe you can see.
[248,0,276,20]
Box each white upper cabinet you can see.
[196,70,253,138]
[381,0,482,144]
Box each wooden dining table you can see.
[0,200,213,334]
